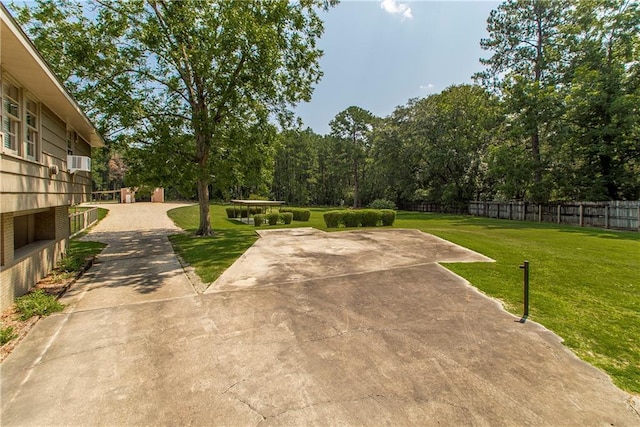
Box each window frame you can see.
[2,80,21,156]
[24,95,40,161]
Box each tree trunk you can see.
[196,175,212,236]
[353,157,359,208]
[195,135,213,236]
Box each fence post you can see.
[638,206,640,232]
[519,261,530,322]
[557,205,561,224]
[509,203,512,220]
[538,204,542,222]
[579,204,584,227]
[605,205,609,229]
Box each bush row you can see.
[254,212,293,226]
[225,206,263,218]
[279,208,311,221]
[323,209,396,228]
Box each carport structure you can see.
[230,199,285,224]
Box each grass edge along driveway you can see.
[167,204,640,395]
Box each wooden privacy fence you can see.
[69,207,99,237]
[468,201,640,231]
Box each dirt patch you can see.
[0,256,95,362]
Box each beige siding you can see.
[41,106,68,161]
[0,154,91,212]
[0,107,93,213]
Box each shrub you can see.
[240,208,249,218]
[254,214,266,226]
[225,207,238,218]
[0,326,17,345]
[249,207,262,215]
[381,209,396,226]
[343,210,361,228]
[280,212,293,224]
[15,290,65,321]
[280,208,311,221]
[361,209,382,227]
[369,199,397,210]
[297,209,311,221]
[267,213,280,226]
[58,256,84,273]
[323,211,342,228]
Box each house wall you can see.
[0,206,69,309]
[1,80,92,310]
[0,107,92,214]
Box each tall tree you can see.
[329,106,376,208]
[15,0,335,235]
[558,0,640,200]
[476,0,565,202]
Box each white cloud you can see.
[420,83,435,91]
[380,0,413,20]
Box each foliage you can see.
[280,208,311,221]
[380,209,397,226]
[369,199,397,210]
[476,0,565,202]
[58,240,107,273]
[0,326,17,345]
[322,209,393,228]
[254,214,266,227]
[267,213,280,226]
[361,209,382,227]
[341,210,360,227]
[225,207,237,219]
[279,212,293,225]
[323,211,342,228]
[15,290,65,321]
[330,106,377,208]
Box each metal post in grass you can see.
[519,261,530,323]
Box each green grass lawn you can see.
[167,204,640,394]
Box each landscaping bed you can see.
[0,240,106,362]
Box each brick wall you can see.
[0,205,69,311]
[1,213,14,266]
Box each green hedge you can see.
[253,212,294,226]
[267,213,280,226]
[323,209,396,228]
[381,209,396,226]
[361,209,382,227]
[254,214,266,226]
[369,199,397,210]
[323,211,341,228]
[280,212,293,224]
[279,208,311,221]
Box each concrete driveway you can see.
[1,204,638,425]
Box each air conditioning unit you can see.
[67,155,91,173]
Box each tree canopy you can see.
[14,0,640,213]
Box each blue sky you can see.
[295,0,501,135]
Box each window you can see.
[1,76,41,161]
[25,98,39,160]
[2,81,20,154]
